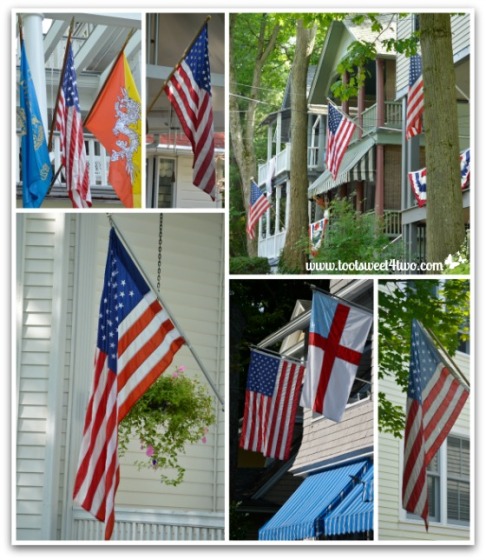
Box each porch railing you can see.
[16,131,117,198]
[257,143,291,186]
[365,209,402,237]
[71,507,224,541]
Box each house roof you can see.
[281,65,317,109]
[343,13,397,57]
[308,14,397,106]
[16,12,142,112]
[258,65,317,131]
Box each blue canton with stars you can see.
[409,54,422,87]
[249,180,264,206]
[98,228,151,373]
[327,104,344,136]
[247,350,280,397]
[62,43,81,111]
[185,24,212,95]
[408,320,442,402]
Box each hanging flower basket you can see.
[118,366,216,486]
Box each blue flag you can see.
[19,42,52,208]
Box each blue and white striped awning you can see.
[258,459,373,541]
[325,463,374,536]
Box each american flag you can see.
[408,148,471,207]
[164,24,216,200]
[300,291,372,422]
[408,166,427,207]
[55,40,92,208]
[73,228,185,539]
[325,103,356,180]
[240,349,305,461]
[309,215,329,257]
[246,180,271,240]
[460,148,471,187]
[406,54,424,140]
[402,320,469,529]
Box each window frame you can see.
[403,433,470,529]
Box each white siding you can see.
[292,399,373,473]
[451,14,471,61]
[395,15,414,97]
[16,214,75,540]
[175,155,222,208]
[378,352,470,541]
[16,213,225,541]
[396,13,471,97]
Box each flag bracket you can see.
[106,214,224,409]
[249,344,305,367]
[147,15,211,114]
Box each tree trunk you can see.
[229,14,280,257]
[420,14,464,263]
[280,20,317,273]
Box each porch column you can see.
[341,71,349,115]
[22,13,49,132]
[285,181,291,229]
[276,112,282,154]
[375,58,385,218]
[267,123,273,161]
[356,74,366,213]
[275,184,282,233]
[340,73,350,201]
[272,184,282,258]
[317,115,325,172]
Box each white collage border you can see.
[5,0,483,557]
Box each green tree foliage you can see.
[230,13,338,257]
[378,280,469,437]
[118,371,216,485]
[311,198,402,272]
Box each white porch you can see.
[71,507,224,541]
[15,131,121,204]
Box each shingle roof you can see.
[343,13,397,55]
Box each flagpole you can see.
[327,97,368,137]
[306,282,374,316]
[147,15,211,114]
[107,214,224,408]
[83,28,136,126]
[419,321,470,389]
[249,345,305,367]
[48,17,75,152]
[17,14,24,43]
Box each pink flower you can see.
[146,445,154,457]
[201,437,207,444]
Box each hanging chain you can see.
[157,213,163,293]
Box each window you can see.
[447,436,470,525]
[406,435,470,527]
[157,158,175,208]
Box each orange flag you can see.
[85,53,141,208]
